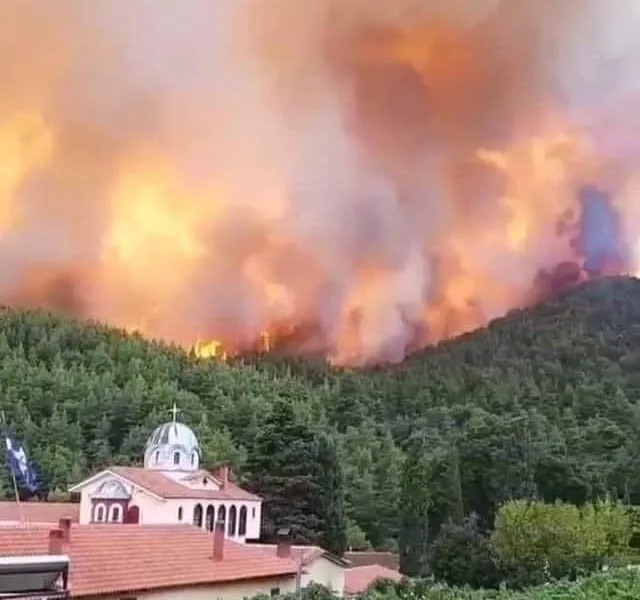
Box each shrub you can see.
[491,498,631,587]
[255,569,640,600]
[430,514,501,589]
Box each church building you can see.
[0,407,399,598]
[68,406,262,541]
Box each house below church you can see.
[247,543,350,594]
[1,517,300,600]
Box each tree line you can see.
[2,276,640,557]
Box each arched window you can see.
[95,504,106,522]
[193,503,203,527]
[173,451,181,465]
[228,505,237,536]
[178,506,183,521]
[217,504,226,526]
[110,505,121,522]
[154,450,160,463]
[238,506,247,536]
[206,505,215,531]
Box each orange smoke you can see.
[1,0,640,365]
[0,112,53,234]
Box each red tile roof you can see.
[247,544,350,567]
[0,501,79,524]
[344,565,403,595]
[0,524,297,597]
[99,467,260,501]
[344,551,400,570]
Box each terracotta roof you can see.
[247,544,350,567]
[0,501,79,524]
[344,551,400,570]
[344,565,403,595]
[107,467,260,501]
[0,524,298,597]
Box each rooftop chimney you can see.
[219,466,229,491]
[58,518,72,542]
[48,529,64,555]
[276,527,292,559]
[213,519,225,561]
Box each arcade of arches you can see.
[191,503,249,537]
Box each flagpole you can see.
[1,411,24,526]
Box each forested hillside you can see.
[2,276,640,551]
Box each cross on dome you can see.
[169,403,181,423]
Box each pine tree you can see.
[244,399,322,543]
[371,430,403,549]
[399,433,432,577]
[315,432,347,556]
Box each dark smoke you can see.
[577,185,627,276]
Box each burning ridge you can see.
[0,1,639,365]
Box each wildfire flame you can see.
[1,0,640,365]
[194,340,227,361]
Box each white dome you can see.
[144,421,201,472]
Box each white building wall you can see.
[77,473,262,541]
[301,557,346,595]
[78,474,165,525]
[91,576,297,600]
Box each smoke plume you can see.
[2,0,640,365]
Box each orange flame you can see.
[194,339,228,361]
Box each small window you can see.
[178,506,183,521]
[154,450,160,463]
[111,506,121,522]
[206,505,215,532]
[95,505,105,522]
[238,506,247,536]
[251,507,256,518]
[191,453,196,466]
[228,505,237,536]
[270,588,280,596]
[173,451,180,465]
[193,504,203,527]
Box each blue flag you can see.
[3,430,43,494]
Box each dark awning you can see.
[0,555,70,600]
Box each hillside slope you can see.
[0,307,321,493]
[250,277,640,532]
[2,277,640,547]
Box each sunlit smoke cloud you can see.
[1,0,640,365]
